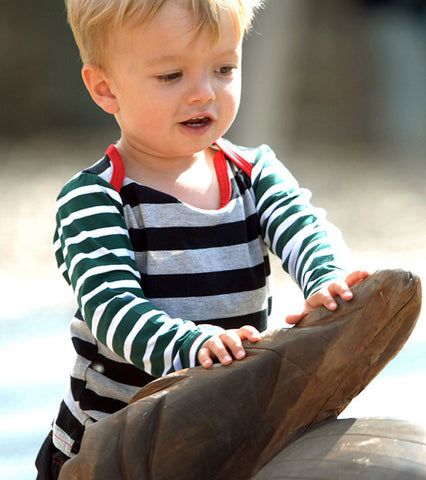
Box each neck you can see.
[115,138,221,210]
[117,137,210,179]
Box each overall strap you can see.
[105,144,125,192]
[105,139,253,193]
[214,138,253,177]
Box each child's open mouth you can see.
[181,116,211,128]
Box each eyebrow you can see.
[143,48,240,67]
[143,55,182,67]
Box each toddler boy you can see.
[36,1,367,478]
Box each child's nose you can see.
[186,76,216,105]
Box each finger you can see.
[285,303,312,324]
[221,332,246,360]
[345,270,370,287]
[328,281,353,301]
[322,295,338,311]
[209,335,235,365]
[328,271,370,301]
[285,313,303,325]
[198,336,233,368]
[197,347,214,369]
[306,291,337,311]
[237,325,261,342]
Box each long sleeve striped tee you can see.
[50,138,350,457]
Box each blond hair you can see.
[65,0,264,67]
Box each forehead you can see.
[134,0,245,39]
[109,1,243,67]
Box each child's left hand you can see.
[285,270,370,325]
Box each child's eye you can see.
[157,72,182,83]
[216,65,235,76]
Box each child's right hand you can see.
[198,326,261,368]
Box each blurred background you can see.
[0,0,425,478]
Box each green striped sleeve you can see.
[251,145,349,298]
[54,172,222,377]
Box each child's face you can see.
[102,0,243,161]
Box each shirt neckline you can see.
[105,144,233,211]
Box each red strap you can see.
[104,140,251,200]
[215,138,253,177]
[105,144,125,192]
[213,151,231,209]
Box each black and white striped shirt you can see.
[51,139,349,457]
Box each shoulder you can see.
[217,138,275,165]
[218,139,295,183]
[56,157,123,212]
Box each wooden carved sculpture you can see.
[252,417,426,479]
[59,269,423,480]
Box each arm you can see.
[250,145,368,318]
[252,145,351,296]
[54,173,224,377]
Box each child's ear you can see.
[81,65,119,114]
